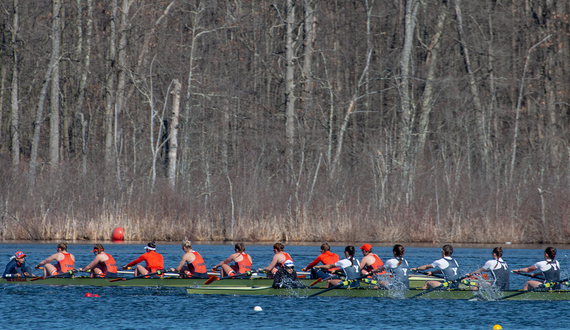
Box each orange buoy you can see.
[112,227,125,241]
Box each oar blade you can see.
[310,278,323,287]
[204,275,219,285]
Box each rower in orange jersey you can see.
[167,237,208,278]
[79,244,118,278]
[212,242,253,277]
[123,242,164,276]
[35,243,75,277]
[258,242,293,275]
[302,242,340,279]
[359,243,386,276]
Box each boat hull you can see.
[0,274,440,288]
[185,286,570,300]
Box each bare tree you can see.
[284,0,297,171]
[74,0,93,175]
[399,0,419,162]
[10,0,19,167]
[168,79,181,188]
[49,0,62,170]
[104,0,118,170]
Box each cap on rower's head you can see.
[14,251,26,259]
[360,243,372,252]
[144,242,157,251]
[283,260,294,268]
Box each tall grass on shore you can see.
[1,157,569,244]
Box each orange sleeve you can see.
[305,254,325,269]
[126,254,146,268]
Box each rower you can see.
[359,243,386,277]
[313,246,360,288]
[369,244,409,289]
[466,247,509,290]
[167,237,208,278]
[212,242,252,278]
[258,242,294,276]
[513,246,560,290]
[35,243,75,278]
[3,251,35,278]
[78,244,118,278]
[410,244,460,289]
[123,242,164,277]
[301,242,339,279]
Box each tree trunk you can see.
[168,79,181,188]
[75,0,93,175]
[400,0,419,162]
[418,1,448,156]
[285,0,296,172]
[49,0,62,170]
[454,0,486,171]
[104,0,118,170]
[10,0,19,167]
[0,57,5,145]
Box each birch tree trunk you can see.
[301,0,315,131]
[0,57,5,144]
[75,0,93,175]
[49,0,62,170]
[454,0,486,170]
[400,0,419,162]
[115,0,131,128]
[168,79,181,188]
[104,0,118,170]
[418,1,447,156]
[10,0,19,167]
[285,0,296,171]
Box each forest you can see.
[0,0,569,244]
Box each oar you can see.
[499,277,570,300]
[108,270,165,282]
[511,271,545,281]
[308,273,369,298]
[409,275,469,299]
[219,270,254,280]
[310,273,337,287]
[30,269,77,281]
[203,275,220,285]
[413,270,445,279]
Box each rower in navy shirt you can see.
[466,247,510,290]
[411,244,459,289]
[513,246,560,290]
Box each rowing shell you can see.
[185,286,570,300]
[0,274,441,288]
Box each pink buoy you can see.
[112,227,125,241]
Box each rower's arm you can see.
[213,254,236,269]
[36,253,58,269]
[262,255,280,272]
[467,267,486,276]
[82,256,102,272]
[514,265,537,273]
[411,264,434,272]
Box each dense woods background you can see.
[0,0,569,243]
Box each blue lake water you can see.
[2,242,570,329]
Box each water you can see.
[2,242,570,329]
